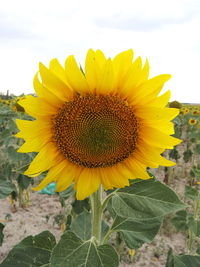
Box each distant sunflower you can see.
[189,118,197,125]
[184,108,190,115]
[192,110,199,116]
[16,49,181,200]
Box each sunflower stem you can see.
[90,186,102,244]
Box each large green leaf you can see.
[71,210,92,240]
[50,231,118,267]
[0,231,56,267]
[111,216,162,249]
[70,210,109,242]
[112,180,185,221]
[166,248,200,267]
[0,223,5,246]
[0,180,17,199]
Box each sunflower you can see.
[16,49,181,200]
[189,118,197,125]
[192,110,199,116]
[184,108,190,115]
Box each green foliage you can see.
[171,210,193,231]
[169,148,180,160]
[0,180,17,199]
[70,210,92,240]
[188,219,200,236]
[185,185,198,200]
[0,231,56,267]
[169,101,182,109]
[183,149,193,163]
[112,180,185,221]
[195,144,200,154]
[166,248,200,267]
[50,231,119,267]
[0,223,5,246]
[111,216,162,249]
[0,103,34,204]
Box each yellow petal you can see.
[146,121,175,135]
[75,168,101,200]
[32,160,67,191]
[131,74,171,104]
[122,57,143,95]
[56,164,82,192]
[147,90,171,108]
[24,143,64,177]
[100,165,130,190]
[85,49,97,92]
[135,106,179,122]
[65,55,89,93]
[16,119,51,139]
[18,95,58,118]
[113,49,134,89]
[95,50,107,69]
[136,142,176,167]
[17,133,51,152]
[33,73,64,108]
[124,158,150,180]
[49,58,69,85]
[140,127,182,149]
[39,62,72,100]
[96,59,114,94]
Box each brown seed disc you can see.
[52,94,139,168]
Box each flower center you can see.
[52,94,139,168]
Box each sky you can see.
[0,0,200,103]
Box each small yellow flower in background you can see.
[16,49,181,200]
[192,110,200,116]
[128,249,136,257]
[189,118,197,125]
[184,108,190,115]
[12,106,17,112]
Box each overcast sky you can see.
[0,0,200,103]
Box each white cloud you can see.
[0,0,200,103]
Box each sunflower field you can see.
[1,51,200,267]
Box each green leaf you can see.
[0,180,17,199]
[166,248,200,267]
[72,198,90,214]
[17,174,32,190]
[0,231,56,267]
[0,223,5,246]
[195,144,200,154]
[171,210,192,231]
[111,216,162,249]
[71,210,92,240]
[169,148,180,160]
[70,210,109,242]
[184,185,198,200]
[112,180,185,221]
[50,231,119,267]
[189,219,200,236]
[183,149,193,163]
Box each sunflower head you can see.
[184,108,190,115]
[192,110,199,116]
[189,118,197,125]
[16,49,181,200]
